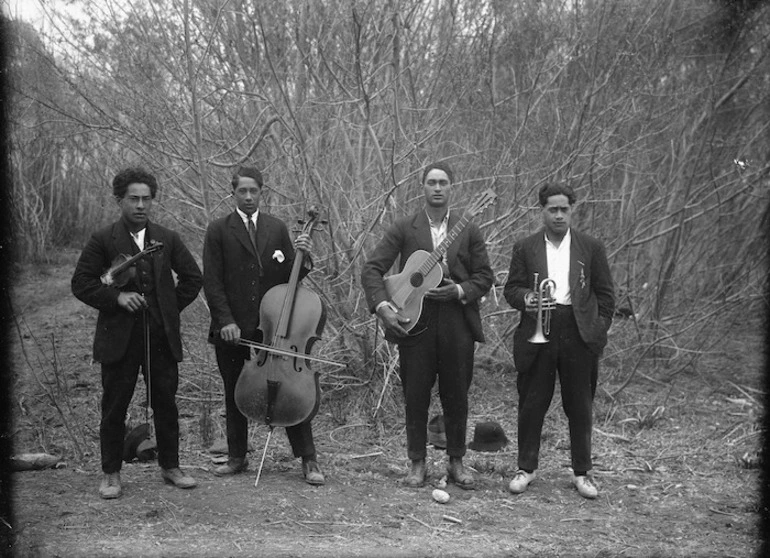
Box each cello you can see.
[234,207,331,431]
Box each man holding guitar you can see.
[361,162,494,489]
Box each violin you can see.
[100,241,164,287]
[234,208,330,428]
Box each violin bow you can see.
[237,339,346,368]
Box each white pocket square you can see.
[272,250,285,263]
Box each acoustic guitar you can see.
[383,189,497,333]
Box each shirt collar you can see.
[130,227,147,250]
[236,207,259,225]
[425,208,450,228]
[545,227,571,248]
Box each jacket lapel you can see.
[412,211,434,253]
[112,220,136,258]
[229,212,257,256]
[445,211,463,263]
[569,230,585,294]
[534,230,548,281]
[146,223,164,285]
[255,215,271,260]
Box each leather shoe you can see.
[99,472,122,499]
[213,457,249,477]
[302,460,325,486]
[574,475,598,499]
[447,458,475,490]
[404,459,426,488]
[509,469,536,494]
[161,467,197,489]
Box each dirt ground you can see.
[6,252,765,557]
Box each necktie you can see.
[247,217,263,275]
[247,217,257,251]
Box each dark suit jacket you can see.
[203,211,309,344]
[71,219,203,364]
[503,228,615,359]
[361,209,493,343]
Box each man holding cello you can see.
[202,166,324,485]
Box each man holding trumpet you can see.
[503,182,615,499]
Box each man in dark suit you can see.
[503,181,615,499]
[72,167,203,499]
[202,166,324,485]
[361,162,493,489]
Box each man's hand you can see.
[219,323,241,344]
[524,291,556,314]
[524,292,538,314]
[117,292,147,313]
[425,280,459,302]
[294,233,314,257]
[376,304,411,337]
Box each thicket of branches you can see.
[7,0,769,400]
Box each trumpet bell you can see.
[528,330,549,344]
[527,276,556,344]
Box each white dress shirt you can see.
[130,228,146,251]
[545,228,572,305]
[236,207,259,230]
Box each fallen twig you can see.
[442,515,463,524]
[407,514,451,533]
[708,507,737,517]
[329,423,369,444]
[593,427,632,443]
[350,451,383,459]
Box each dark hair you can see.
[231,166,263,189]
[538,182,576,206]
[422,162,454,184]
[112,167,158,199]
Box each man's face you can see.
[233,176,261,215]
[422,168,451,209]
[542,194,572,239]
[118,182,153,231]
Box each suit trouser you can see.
[215,343,316,459]
[515,305,598,473]
[100,312,179,473]
[398,300,475,461]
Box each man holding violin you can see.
[202,166,324,485]
[71,167,203,499]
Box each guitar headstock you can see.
[467,189,497,217]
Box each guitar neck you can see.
[419,213,470,274]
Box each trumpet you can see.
[528,273,557,344]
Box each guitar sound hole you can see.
[410,273,424,288]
